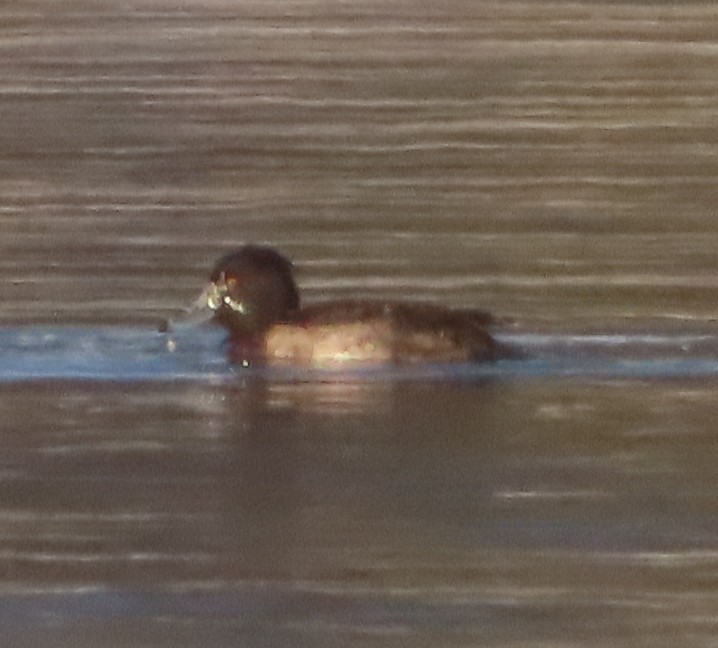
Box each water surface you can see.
[2,1,718,646]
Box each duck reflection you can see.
[197,375,503,581]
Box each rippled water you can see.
[5,326,718,382]
[3,1,718,328]
[5,356,718,647]
[3,1,718,646]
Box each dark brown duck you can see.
[166,245,505,366]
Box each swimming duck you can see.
[164,245,504,366]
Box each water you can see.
[2,327,718,647]
[4,326,718,382]
[3,1,718,646]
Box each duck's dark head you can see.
[165,245,300,336]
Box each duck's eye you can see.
[226,275,241,290]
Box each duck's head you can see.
[166,245,300,336]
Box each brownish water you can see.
[2,1,718,646]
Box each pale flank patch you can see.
[265,323,393,366]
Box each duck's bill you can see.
[160,283,220,332]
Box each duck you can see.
[164,245,505,366]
